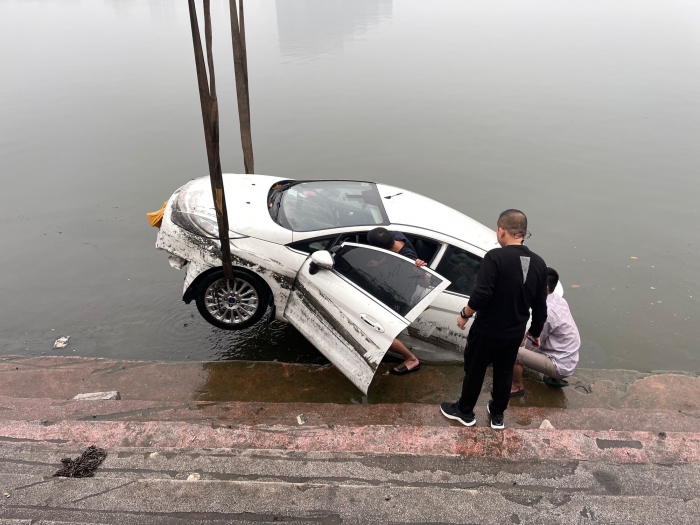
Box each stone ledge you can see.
[0,396,699,433]
[1,419,698,464]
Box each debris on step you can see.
[54,445,107,478]
[297,414,307,425]
[539,419,555,430]
[72,391,121,401]
[53,336,70,349]
[187,473,201,481]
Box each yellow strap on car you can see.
[147,201,168,228]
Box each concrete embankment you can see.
[2,355,699,409]
[1,356,700,524]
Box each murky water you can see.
[1,0,698,371]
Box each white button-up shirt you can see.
[525,293,581,377]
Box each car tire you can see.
[195,269,269,330]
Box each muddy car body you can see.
[156,174,535,392]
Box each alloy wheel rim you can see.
[204,278,259,324]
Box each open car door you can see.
[284,242,450,394]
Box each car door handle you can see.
[360,314,384,333]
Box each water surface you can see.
[0,0,698,371]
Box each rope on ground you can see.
[53,445,107,478]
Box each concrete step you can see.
[1,417,698,464]
[2,444,700,524]
[1,395,698,433]
[2,444,700,499]
[1,520,110,525]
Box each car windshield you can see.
[270,181,388,232]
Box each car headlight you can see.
[172,206,247,240]
[170,179,248,240]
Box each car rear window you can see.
[269,181,389,232]
[333,245,443,318]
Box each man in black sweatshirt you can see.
[440,209,547,430]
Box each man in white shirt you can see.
[510,267,580,396]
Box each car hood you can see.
[175,174,294,244]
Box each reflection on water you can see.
[198,360,463,404]
[194,360,632,411]
[207,320,328,363]
[276,0,392,59]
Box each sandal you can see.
[390,363,421,375]
[491,389,524,398]
[544,376,569,388]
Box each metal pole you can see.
[229,0,254,174]
[188,0,235,281]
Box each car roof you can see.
[376,183,497,251]
[214,175,497,249]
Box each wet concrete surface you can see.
[1,356,700,411]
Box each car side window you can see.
[334,232,369,246]
[332,232,440,265]
[402,235,440,264]
[288,235,337,254]
[333,245,443,318]
[435,245,482,297]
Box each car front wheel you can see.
[195,270,268,330]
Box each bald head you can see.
[497,209,528,239]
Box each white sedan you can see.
[156,174,511,393]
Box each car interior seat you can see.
[410,237,439,263]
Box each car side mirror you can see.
[309,250,334,275]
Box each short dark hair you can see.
[547,267,559,293]
[367,227,395,250]
[497,209,528,237]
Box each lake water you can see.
[1,0,698,372]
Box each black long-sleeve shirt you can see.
[467,244,548,339]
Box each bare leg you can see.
[390,339,420,371]
[511,363,524,393]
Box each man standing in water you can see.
[439,210,548,430]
